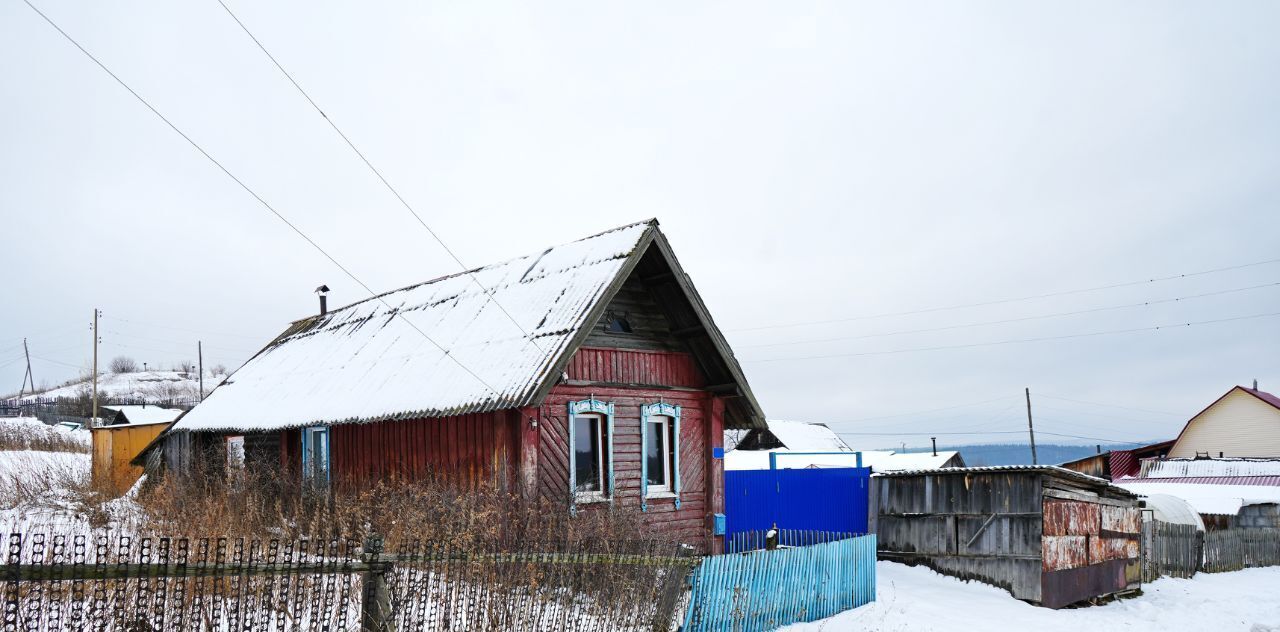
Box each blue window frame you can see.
[301,426,330,490]
[640,402,681,511]
[567,399,614,508]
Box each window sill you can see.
[645,491,678,500]
[575,493,611,504]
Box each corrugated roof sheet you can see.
[1140,458,1280,479]
[1117,475,1280,486]
[876,464,1137,496]
[172,221,653,432]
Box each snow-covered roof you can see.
[1140,494,1206,531]
[762,420,852,452]
[102,405,184,426]
[724,449,872,471]
[862,450,963,472]
[168,220,764,433]
[1114,480,1280,516]
[876,465,1136,495]
[1139,458,1280,479]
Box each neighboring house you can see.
[875,466,1142,609]
[101,405,185,426]
[1059,440,1175,481]
[1112,458,1280,529]
[862,450,965,472]
[1167,385,1280,458]
[142,220,765,552]
[731,420,852,452]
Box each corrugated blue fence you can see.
[724,467,871,541]
[683,533,877,631]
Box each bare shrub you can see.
[0,417,90,453]
[109,356,139,374]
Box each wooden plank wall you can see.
[1142,520,1200,580]
[565,348,705,389]
[540,384,713,551]
[91,422,172,496]
[1203,527,1280,572]
[329,412,517,489]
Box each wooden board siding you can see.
[1169,387,1280,458]
[538,384,717,552]
[328,412,518,489]
[91,423,172,496]
[565,348,705,389]
[581,272,681,352]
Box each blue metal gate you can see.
[724,467,871,541]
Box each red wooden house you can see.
[148,220,765,552]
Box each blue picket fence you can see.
[724,467,871,540]
[683,533,877,631]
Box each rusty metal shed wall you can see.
[875,468,1141,607]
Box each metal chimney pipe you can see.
[931,437,937,457]
[316,284,331,315]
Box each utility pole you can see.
[92,309,100,427]
[1025,387,1038,465]
[198,341,204,400]
[18,338,34,398]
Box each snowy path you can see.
[782,561,1280,631]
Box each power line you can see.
[822,395,1017,425]
[742,281,1280,349]
[21,0,504,397]
[745,311,1280,362]
[102,315,263,340]
[30,355,84,369]
[1034,394,1182,417]
[213,0,543,354]
[731,257,1280,333]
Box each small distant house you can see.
[875,466,1141,609]
[142,220,765,553]
[1059,440,1175,481]
[1167,385,1280,458]
[101,405,185,426]
[1113,458,1280,530]
[731,420,851,452]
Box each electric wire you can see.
[731,257,1280,333]
[20,0,506,397]
[213,0,544,354]
[741,281,1280,349]
[746,311,1280,362]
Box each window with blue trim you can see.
[568,399,614,504]
[640,402,681,511]
[301,426,330,490]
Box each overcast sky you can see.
[2,1,1277,449]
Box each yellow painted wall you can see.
[91,423,171,496]
[1168,389,1280,458]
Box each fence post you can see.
[361,533,393,632]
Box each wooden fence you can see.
[683,532,876,632]
[1203,528,1280,573]
[2,532,693,631]
[1141,520,1201,581]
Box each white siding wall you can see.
[1168,389,1280,458]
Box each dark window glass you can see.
[646,420,666,487]
[574,415,602,492]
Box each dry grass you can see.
[135,466,662,551]
[0,417,90,453]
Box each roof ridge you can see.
[289,219,658,324]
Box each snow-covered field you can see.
[783,561,1280,631]
[11,369,227,402]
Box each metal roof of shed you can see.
[876,465,1138,496]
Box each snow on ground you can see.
[782,561,1280,632]
[0,416,90,451]
[12,369,226,402]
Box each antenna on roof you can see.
[316,284,330,315]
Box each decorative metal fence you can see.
[2,532,693,631]
[683,532,876,632]
[1203,528,1280,573]
[1141,520,1200,581]
[724,467,871,542]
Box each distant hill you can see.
[901,443,1145,467]
[4,369,227,403]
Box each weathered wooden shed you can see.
[138,220,765,553]
[92,421,173,496]
[874,465,1141,609]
